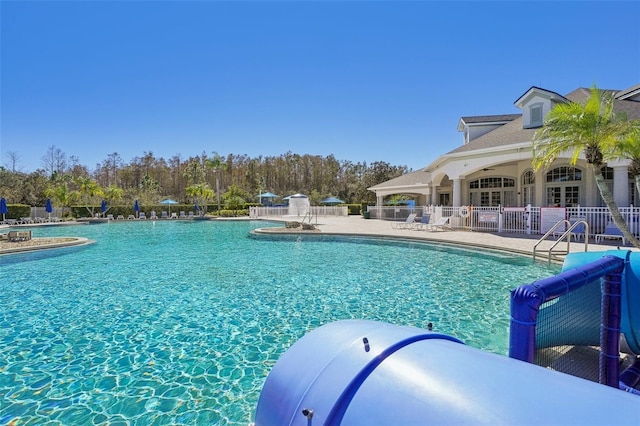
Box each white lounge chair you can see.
[595,223,626,245]
[150,211,158,220]
[117,215,125,220]
[188,211,195,219]
[423,216,451,231]
[179,211,187,219]
[391,213,417,229]
[171,212,178,219]
[107,214,114,220]
[139,212,147,220]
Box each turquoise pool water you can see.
[0,220,560,424]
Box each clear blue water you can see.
[0,220,560,424]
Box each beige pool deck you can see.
[253,215,638,262]
[1,216,637,259]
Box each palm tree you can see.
[205,152,228,211]
[532,85,639,248]
[75,177,104,216]
[46,183,76,218]
[185,183,214,213]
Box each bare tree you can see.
[4,151,21,172]
[41,145,68,178]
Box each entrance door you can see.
[546,186,580,207]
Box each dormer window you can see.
[530,103,543,127]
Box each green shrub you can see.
[217,209,249,217]
[5,204,30,219]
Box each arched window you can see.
[545,166,583,207]
[521,170,535,205]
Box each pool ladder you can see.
[533,219,589,264]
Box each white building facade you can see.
[369,84,640,211]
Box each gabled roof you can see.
[368,169,431,190]
[457,114,521,131]
[514,86,568,108]
[447,116,536,155]
[616,83,640,101]
[564,87,640,121]
[452,84,640,156]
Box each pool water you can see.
[0,220,560,424]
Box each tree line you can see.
[0,149,410,212]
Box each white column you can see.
[376,195,384,206]
[430,184,438,205]
[453,178,462,207]
[613,165,629,206]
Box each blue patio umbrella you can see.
[321,196,344,204]
[101,200,108,215]
[134,200,140,217]
[259,192,278,204]
[160,198,178,214]
[0,197,7,222]
[46,198,53,220]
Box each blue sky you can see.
[2,1,639,173]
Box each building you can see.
[369,84,640,210]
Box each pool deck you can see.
[1,216,637,259]
[253,215,639,261]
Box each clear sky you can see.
[1,1,639,174]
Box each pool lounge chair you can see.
[413,214,431,230]
[150,211,158,220]
[188,211,195,219]
[391,213,417,229]
[423,216,451,231]
[179,211,187,219]
[595,223,627,245]
[139,212,147,220]
[107,214,114,220]
[161,211,169,219]
[553,217,587,242]
[171,212,178,219]
[117,215,125,220]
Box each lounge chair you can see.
[391,213,417,229]
[553,217,587,242]
[161,211,168,219]
[171,212,178,219]
[117,214,125,220]
[188,211,195,219]
[127,214,135,220]
[413,214,431,230]
[595,223,626,245]
[139,212,147,220]
[150,211,158,220]
[179,211,186,219]
[107,214,114,220]
[423,216,451,231]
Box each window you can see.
[544,167,583,207]
[546,167,582,182]
[521,170,535,205]
[468,177,516,207]
[530,103,543,127]
[522,170,535,185]
[599,167,613,207]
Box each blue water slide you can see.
[562,250,640,354]
[254,319,640,425]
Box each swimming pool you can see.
[0,220,560,424]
